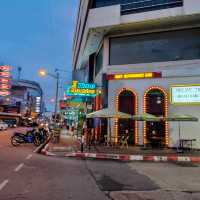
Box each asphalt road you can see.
[0,128,199,200]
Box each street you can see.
[0,128,200,200]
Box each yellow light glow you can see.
[144,73,153,78]
[114,72,155,80]
[116,88,138,145]
[143,86,169,146]
[114,74,123,79]
[38,69,47,77]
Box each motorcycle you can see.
[11,129,41,147]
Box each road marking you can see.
[33,143,44,153]
[0,179,9,191]
[26,154,32,160]
[14,163,24,172]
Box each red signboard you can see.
[0,65,11,71]
[0,84,11,90]
[0,65,11,96]
[0,71,10,77]
[107,72,162,80]
[0,78,10,83]
[0,90,10,96]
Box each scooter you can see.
[11,129,41,147]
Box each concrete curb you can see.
[64,152,200,163]
[41,143,56,156]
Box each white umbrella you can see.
[86,108,132,119]
[161,114,198,151]
[86,108,132,145]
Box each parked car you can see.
[3,119,17,128]
[0,121,8,130]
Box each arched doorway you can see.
[144,87,168,147]
[117,89,137,145]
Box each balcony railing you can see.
[121,0,183,15]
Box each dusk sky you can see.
[0,0,79,112]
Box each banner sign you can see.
[66,80,96,97]
[171,84,200,104]
[107,72,161,80]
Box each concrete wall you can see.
[88,5,120,28]
[184,0,200,15]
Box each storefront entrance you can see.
[118,90,136,145]
[144,88,168,147]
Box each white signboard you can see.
[171,85,200,104]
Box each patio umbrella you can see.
[161,114,198,122]
[161,114,198,150]
[131,113,161,121]
[86,108,132,145]
[86,108,132,119]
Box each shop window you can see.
[109,28,200,65]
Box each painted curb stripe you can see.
[43,150,200,163]
[177,156,191,162]
[154,156,168,162]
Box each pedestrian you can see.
[121,129,129,148]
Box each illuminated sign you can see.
[60,100,85,109]
[0,65,11,71]
[171,84,200,105]
[0,78,10,83]
[0,66,11,96]
[0,71,10,77]
[107,72,161,80]
[66,81,96,97]
[0,84,11,90]
[0,90,10,96]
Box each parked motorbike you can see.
[11,129,41,147]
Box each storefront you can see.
[107,72,200,149]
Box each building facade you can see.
[73,0,200,149]
[0,79,44,117]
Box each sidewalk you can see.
[41,134,200,163]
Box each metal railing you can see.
[121,0,183,15]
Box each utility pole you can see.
[55,69,59,115]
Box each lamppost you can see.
[38,68,59,115]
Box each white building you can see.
[73,0,200,149]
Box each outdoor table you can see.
[179,139,196,151]
[104,135,121,146]
[151,136,162,148]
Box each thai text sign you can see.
[66,81,96,97]
[171,85,200,104]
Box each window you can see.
[92,0,183,15]
[95,46,103,76]
[109,28,200,65]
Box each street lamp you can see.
[38,68,47,77]
[38,68,60,115]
